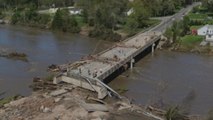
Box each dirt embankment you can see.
[0,82,161,120]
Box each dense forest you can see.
[0,0,204,40]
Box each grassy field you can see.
[180,35,204,45]
[188,13,208,20]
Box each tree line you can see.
[0,0,203,40]
[76,0,197,40]
[0,0,74,9]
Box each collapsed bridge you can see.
[54,31,162,99]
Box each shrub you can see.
[89,26,121,41]
[52,8,80,33]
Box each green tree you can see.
[11,11,21,24]
[52,8,80,33]
[52,8,63,30]
[128,0,151,28]
[162,0,176,16]
[171,21,180,42]
[181,16,190,36]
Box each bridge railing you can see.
[97,35,161,81]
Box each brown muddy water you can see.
[0,25,212,115]
[0,25,113,98]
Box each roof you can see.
[207,25,213,29]
[199,25,213,30]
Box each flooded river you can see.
[0,25,212,115]
[0,25,113,98]
[110,51,213,115]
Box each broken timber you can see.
[54,31,162,99]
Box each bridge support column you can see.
[152,43,156,55]
[130,58,135,69]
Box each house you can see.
[197,25,213,46]
[197,25,213,42]
[67,7,82,15]
[38,6,82,15]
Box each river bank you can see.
[162,37,213,56]
[1,77,206,120]
[1,22,213,117]
[0,80,163,120]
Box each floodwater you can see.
[0,25,212,115]
[0,25,113,98]
[110,51,213,115]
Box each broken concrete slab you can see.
[49,89,68,97]
[43,107,52,113]
[81,103,109,112]
[87,97,106,105]
[116,102,132,111]
[54,98,62,103]
[90,111,109,120]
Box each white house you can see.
[197,25,213,42]
[38,6,82,15]
[67,7,82,15]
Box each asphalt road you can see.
[151,2,201,32]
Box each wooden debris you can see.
[47,64,60,72]
[87,97,106,105]
[30,77,58,91]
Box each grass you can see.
[75,15,86,27]
[175,35,204,52]
[187,13,208,20]
[0,96,16,107]
[180,35,204,45]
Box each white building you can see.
[38,6,82,15]
[197,25,213,42]
[67,7,82,15]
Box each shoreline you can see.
[0,82,166,120]
[0,80,204,120]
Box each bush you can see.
[192,6,199,13]
[52,8,80,33]
[189,20,205,26]
[11,11,21,24]
[0,11,4,19]
[89,26,121,41]
[10,8,52,28]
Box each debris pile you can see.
[0,85,160,120]
[30,77,58,91]
[0,49,28,61]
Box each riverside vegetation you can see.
[164,0,213,54]
[0,0,198,41]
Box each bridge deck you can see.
[66,31,161,82]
